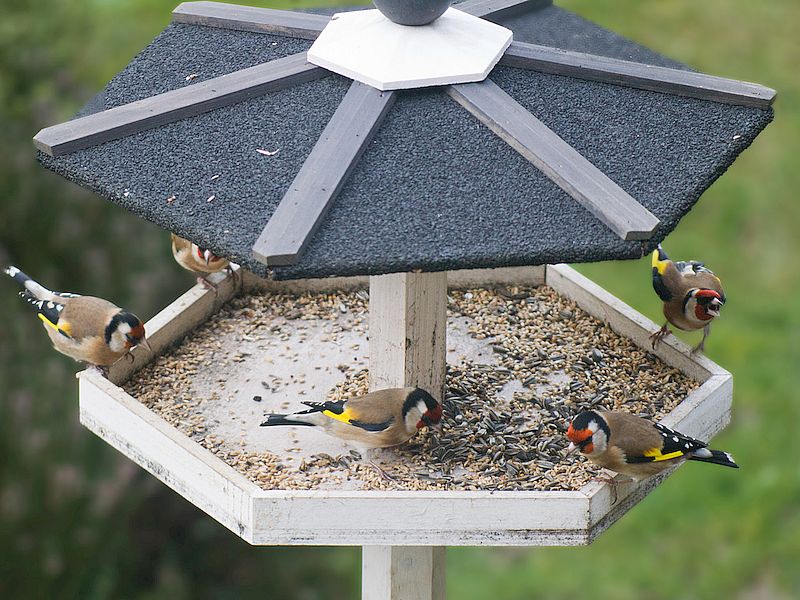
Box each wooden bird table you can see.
[77,264,733,599]
[33,1,765,597]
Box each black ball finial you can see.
[373,0,452,26]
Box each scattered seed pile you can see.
[126,285,698,492]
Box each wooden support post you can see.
[368,271,447,400]
[362,546,446,600]
[366,271,447,599]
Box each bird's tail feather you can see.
[689,448,739,468]
[260,414,317,428]
[4,266,55,301]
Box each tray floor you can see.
[125,285,698,492]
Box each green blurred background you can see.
[1,1,797,598]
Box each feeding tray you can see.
[79,265,731,546]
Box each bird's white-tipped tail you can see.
[4,265,55,301]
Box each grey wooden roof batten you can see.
[35,1,774,280]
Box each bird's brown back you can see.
[603,411,664,457]
[346,388,416,424]
[60,296,121,341]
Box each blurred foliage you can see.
[0,0,797,598]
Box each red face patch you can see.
[417,404,443,429]
[566,424,593,443]
[130,323,146,341]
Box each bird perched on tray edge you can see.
[566,410,738,481]
[260,387,443,448]
[650,244,725,353]
[171,233,232,289]
[4,265,150,368]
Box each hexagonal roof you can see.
[36,1,773,280]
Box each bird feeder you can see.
[33,1,774,598]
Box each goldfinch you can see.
[5,265,150,367]
[566,410,738,480]
[260,387,443,448]
[171,234,231,288]
[650,245,726,353]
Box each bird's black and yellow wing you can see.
[300,400,394,432]
[20,291,73,339]
[624,422,707,464]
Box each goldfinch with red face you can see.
[171,234,231,288]
[5,266,150,367]
[566,410,738,480]
[260,388,443,448]
[650,245,726,353]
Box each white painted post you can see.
[366,272,448,600]
[368,271,447,399]
[362,546,446,600]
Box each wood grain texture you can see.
[456,0,552,21]
[79,372,259,542]
[240,265,546,294]
[34,53,327,157]
[368,272,448,402]
[500,41,777,109]
[173,1,329,40]
[362,547,445,600]
[447,79,660,241]
[252,82,396,267]
[447,265,545,289]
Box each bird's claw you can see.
[226,265,240,289]
[197,276,219,295]
[87,364,109,378]
[649,324,671,350]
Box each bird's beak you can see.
[565,442,578,455]
[203,249,213,266]
[138,337,152,352]
[707,298,722,317]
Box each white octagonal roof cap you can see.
[308,8,513,91]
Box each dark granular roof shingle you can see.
[38,3,773,280]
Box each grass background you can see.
[0,0,797,598]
